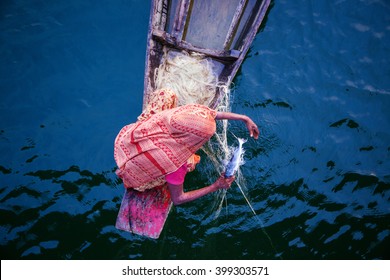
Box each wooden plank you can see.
[154,0,169,29]
[223,0,248,50]
[143,0,169,107]
[210,0,272,108]
[171,0,192,40]
[119,0,272,239]
[224,0,271,84]
[116,184,172,239]
[237,0,270,54]
[153,29,240,60]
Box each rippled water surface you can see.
[1,0,389,259]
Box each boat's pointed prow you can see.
[116,0,271,238]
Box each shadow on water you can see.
[0,147,389,259]
[0,165,122,259]
[259,176,390,259]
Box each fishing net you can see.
[154,50,221,106]
[154,50,246,217]
[153,49,277,254]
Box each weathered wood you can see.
[144,0,272,108]
[116,184,172,239]
[118,0,272,239]
[172,0,192,40]
[224,0,271,97]
[154,0,168,29]
[223,0,249,50]
[153,29,240,60]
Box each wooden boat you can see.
[144,0,271,109]
[116,0,271,239]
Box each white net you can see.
[154,50,247,217]
[154,50,222,106]
[153,49,276,254]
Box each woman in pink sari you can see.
[114,88,259,205]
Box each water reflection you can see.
[0,152,388,259]
[0,164,120,259]
[1,0,390,260]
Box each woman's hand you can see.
[214,174,235,190]
[244,116,260,139]
[167,174,235,205]
[215,111,260,139]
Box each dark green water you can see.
[1,0,389,260]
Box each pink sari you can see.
[114,89,216,191]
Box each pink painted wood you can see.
[115,184,172,239]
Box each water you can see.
[1,0,389,260]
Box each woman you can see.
[114,89,259,205]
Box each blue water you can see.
[1,0,389,259]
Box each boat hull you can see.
[116,0,271,239]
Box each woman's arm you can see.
[167,174,235,205]
[215,112,260,139]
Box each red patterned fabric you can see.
[137,88,177,121]
[114,104,216,191]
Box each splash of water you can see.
[202,87,250,217]
[202,87,278,256]
[154,50,277,254]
